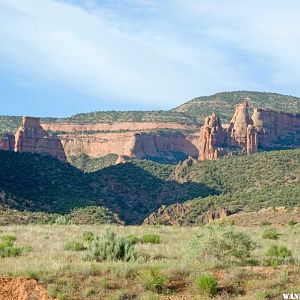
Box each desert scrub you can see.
[262,228,280,240]
[126,235,140,245]
[0,234,25,258]
[188,224,256,266]
[65,240,86,251]
[141,234,160,244]
[139,268,166,293]
[265,245,294,266]
[83,231,94,242]
[194,274,218,298]
[86,229,137,262]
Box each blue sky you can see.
[0,0,300,117]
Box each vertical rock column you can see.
[198,112,225,160]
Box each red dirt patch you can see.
[0,277,52,300]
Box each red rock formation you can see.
[246,125,258,154]
[198,113,225,160]
[14,117,67,161]
[228,102,253,148]
[196,103,259,159]
[0,134,15,151]
[252,108,300,147]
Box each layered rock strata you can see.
[14,117,66,161]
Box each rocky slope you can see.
[143,149,300,225]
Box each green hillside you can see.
[172,91,300,123]
[0,151,214,224]
[148,149,300,224]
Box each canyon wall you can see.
[13,117,66,161]
[1,103,299,163]
[196,102,300,160]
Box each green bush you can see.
[126,235,141,245]
[65,240,86,251]
[86,229,137,262]
[265,245,293,266]
[139,268,166,293]
[141,234,160,244]
[194,274,218,297]
[0,235,23,258]
[188,225,256,266]
[262,228,280,240]
[2,235,17,244]
[83,231,94,242]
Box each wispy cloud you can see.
[0,0,299,115]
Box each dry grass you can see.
[0,224,299,299]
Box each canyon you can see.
[0,102,299,164]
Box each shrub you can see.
[141,234,160,244]
[83,231,94,242]
[194,274,218,297]
[188,225,256,266]
[139,268,166,293]
[265,245,293,266]
[2,235,17,244]
[86,229,137,261]
[262,228,280,240]
[126,235,140,245]
[65,240,86,251]
[0,235,23,258]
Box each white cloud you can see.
[0,0,299,111]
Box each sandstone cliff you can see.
[196,102,300,160]
[1,102,299,163]
[14,117,66,161]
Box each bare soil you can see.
[0,278,51,300]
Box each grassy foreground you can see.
[0,224,300,299]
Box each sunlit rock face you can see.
[14,117,67,161]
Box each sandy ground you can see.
[0,278,51,300]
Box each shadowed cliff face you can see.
[0,150,218,224]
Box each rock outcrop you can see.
[0,133,15,151]
[143,203,190,226]
[196,101,300,160]
[252,108,300,148]
[1,102,299,163]
[14,117,66,161]
[197,113,225,160]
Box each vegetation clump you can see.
[265,245,294,266]
[64,240,86,251]
[188,225,256,266]
[86,229,137,262]
[139,268,166,293]
[0,234,24,258]
[141,234,160,244]
[194,274,218,298]
[262,228,280,240]
[83,231,94,242]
